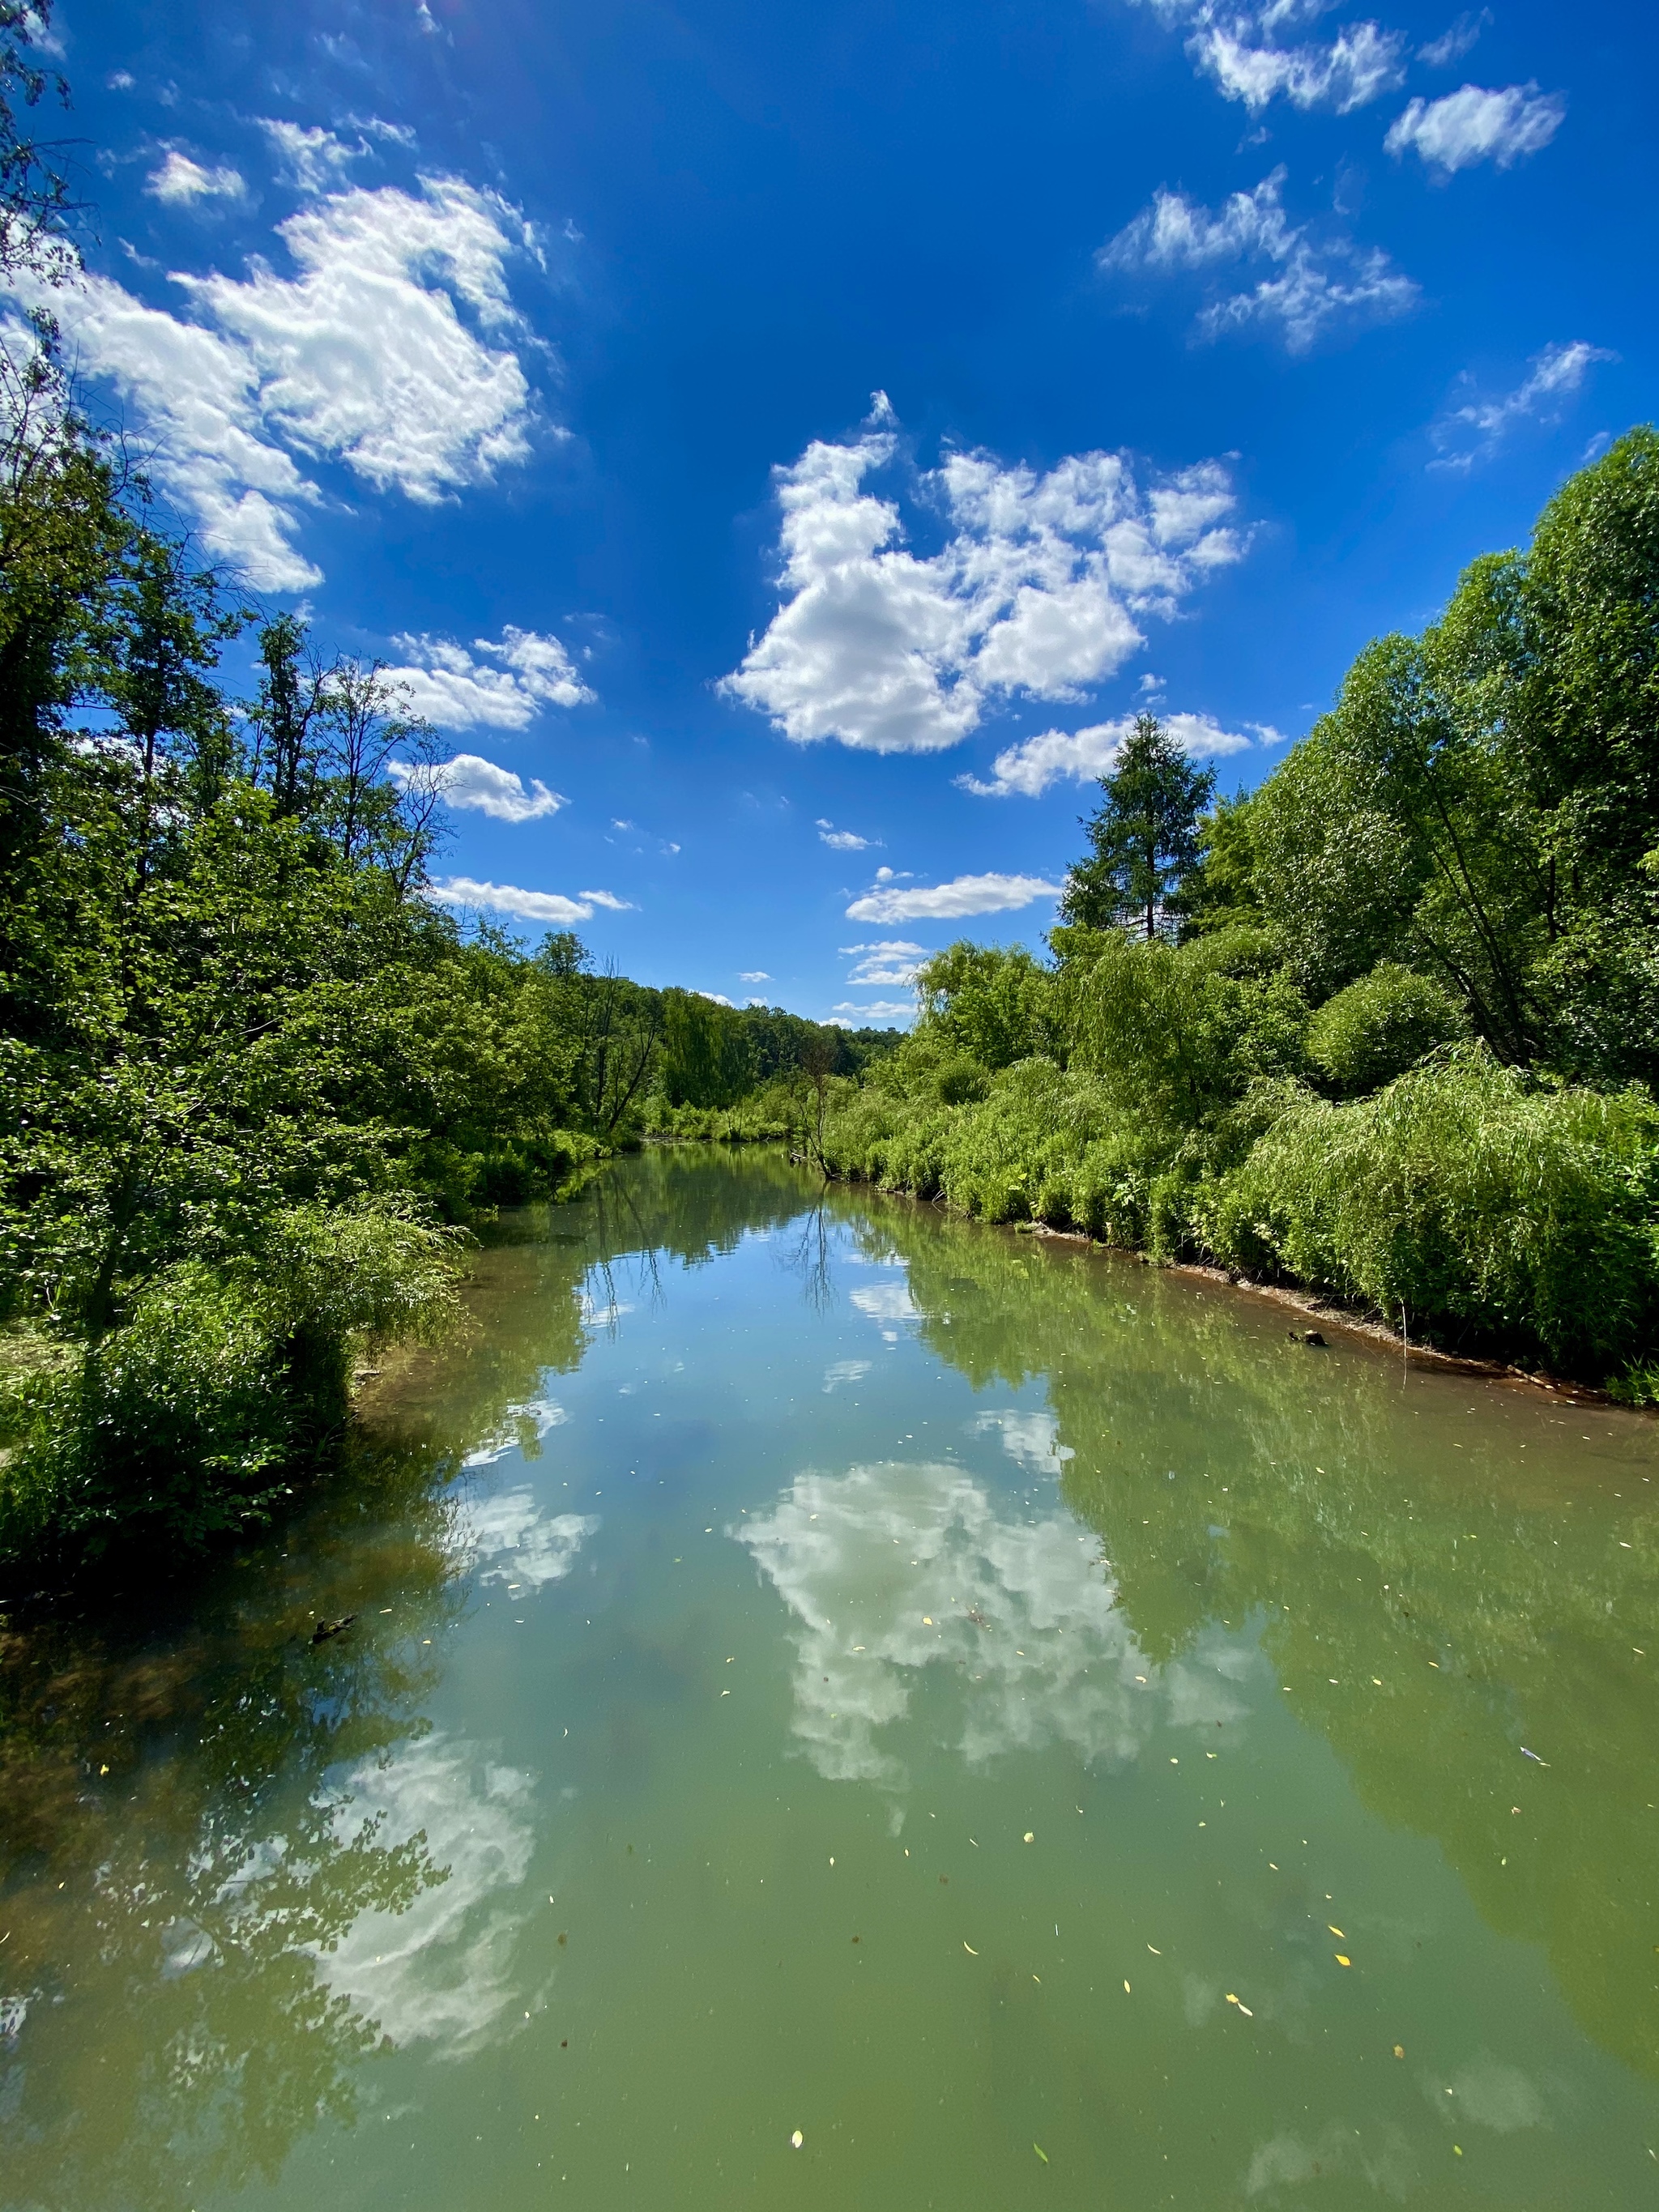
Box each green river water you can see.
[3,1146,1659,2210]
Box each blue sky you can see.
[42,0,1659,1022]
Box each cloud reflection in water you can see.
[740,1461,1243,1790]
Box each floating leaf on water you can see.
[1024,1831,1035,1843]
[1335,1954,1351,1967]
[1328,1925,1345,1937]
[964,1942,979,1955]
[1124,1980,1132,1993]
[1033,2143,1049,2164]
[1393,2044,1405,2059]
[790,2129,804,2150]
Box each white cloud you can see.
[1385,83,1564,174]
[1430,341,1617,471]
[817,818,878,850]
[849,1280,920,1323]
[959,708,1260,798]
[145,151,246,205]
[25,177,539,589]
[737,1462,1247,1789]
[1192,19,1403,113]
[845,871,1060,923]
[1101,168,1417,352]
[832,999,916,1020]
[308,1735,536,2054]
[823,1359,872,1392]
[257,120,366,195]
[720,402,1242,755]
[1418,11,1489,67]
[970,1407,1076,1474]
[697,990,736,1006]
[389,751,565,822]
[452,1487,599,1591]
[580,889,633,910]
[739,969,772,982]
[381,627,594,728]
[426,879,628,923]
[458,1400,568,1469]
[844,938,925,985]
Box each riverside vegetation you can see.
[814,431,1659,1398]
[0,2,891,1586]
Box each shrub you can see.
[0,1201,463,1575]
[1307,963,1467,1094]
[1196,1045,1659,1368]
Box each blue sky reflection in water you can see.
[39,0,1659,1016]
[3,1149,1659,2208]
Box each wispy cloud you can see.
[959,709,1265,798]
[1124,0,1404,113]
[427,879,630,923]
[831,999,916,1019]
[1430,341,1617,471]
[1385,83,1565,174]
[382,628,594,728]
[144,150,246,206]
[720,396,1242,755]
[845,871,1060,923]
[257,120,369,195]
[1192,19,1404,114]
[22,178,542,590]
[1101,168,1417,352]
[1417,11,1489,67]
[389,751,565,820]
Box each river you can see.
[2,1145,1657,2208]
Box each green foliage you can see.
[915,940,1053,1068]
[1059,713,1215,937]
[1195,1048,1659,1367]
[0,1201,462,1571]
[821,433,1659,1379]
[1305,962,1467,1094]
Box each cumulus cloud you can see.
[845,871,1060,923]
[426,879,629,923]
[832,999,916,1020]
[739,968,772,982]
[737,1462,1247,1788]
[389,751,565,821]
[959,708,1263,798]
[145,150,246,205]
[1385,83,1564,174]
[27,178,540,589]
[817,818,878,850]
[843,939,926,986]
[1192,18,1403,113]
[1101,168,1417,352]
[1430,341,1616,471]
[381,627,594,728]
[720,401,1242,755]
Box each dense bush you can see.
[0,1203,462,1570]
[1196,1050,1659,1368]
[1305,963,1467,1094]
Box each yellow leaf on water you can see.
[964,1942,978,1955]
[1328,1925,1345,1937]
[1335,1954,1351,1967]
[1124,1980,1132,1993]
[790,2131,804,2150]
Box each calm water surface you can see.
[4,1148,1659,2210]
